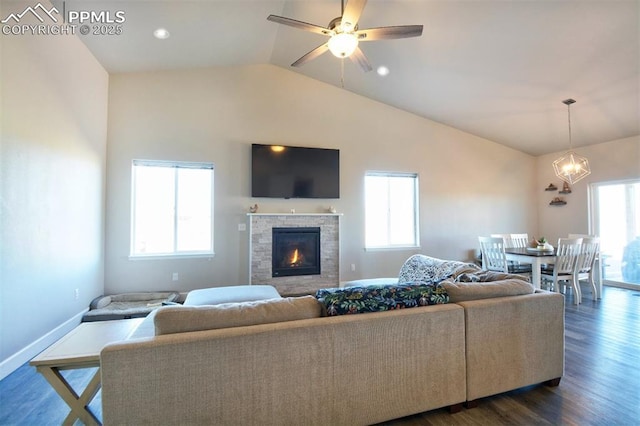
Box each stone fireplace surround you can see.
[248,213,340,296]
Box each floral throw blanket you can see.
[316,282,449,316]
[315,255,483,316]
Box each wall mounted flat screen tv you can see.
[251,143,340,199]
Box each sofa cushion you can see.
[441,279,534,302]
[183,285,281,306]
[315,282,449,316]
[154,295,321,335]
[397,254,480,284]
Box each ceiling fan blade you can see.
[291,43,330,67]
[341,0,367,31]
[356,25,423,41]
[349,47,372,72]
[267,15,334,36]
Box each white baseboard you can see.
[0,308,88,381]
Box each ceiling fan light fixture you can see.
[267,2,423,71]
[328,32,358,58]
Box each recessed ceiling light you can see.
[377,66,390,76]
[153,28,170,39]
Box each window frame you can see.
[364,171,420,251]
[129,159,215,260]
[589,178,640,288]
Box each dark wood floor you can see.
[1,285,638,425]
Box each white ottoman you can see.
[183,285,281,306]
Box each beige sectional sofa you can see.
[100,286,564,425]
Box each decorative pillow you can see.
[441,279,534,302]
[315,282,449,316]
[154,296,321,335]
[397,254,480,284]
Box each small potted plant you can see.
[535,237,552,251]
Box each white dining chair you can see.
[568,234,601,297]
[571,237,600,301]
[491,233,513,247]
[509,233,530,248]
[479,236,509,273]
[491,233,532,275]
[508,233,534,274]
[541,237,583,304]
[568,233,596,239]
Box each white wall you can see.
[0,2,109,376]
[105,64,537,293]
[536,135,640,244]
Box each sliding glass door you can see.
[590,180,640,289]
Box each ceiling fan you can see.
[267,0,423,72]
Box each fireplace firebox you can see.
[272,227,321,277]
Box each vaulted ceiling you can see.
[57,0,639,156]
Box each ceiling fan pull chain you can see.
[341,58,345,88]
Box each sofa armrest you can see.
[457,292,564,402]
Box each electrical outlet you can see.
[74,288,79,300]
[238,223,246,231]
[172,272,179,281]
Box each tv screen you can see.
[251,144,340,199]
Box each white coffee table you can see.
[30,318,143,426]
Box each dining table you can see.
[504,247,557,290]
[504,246,603,297]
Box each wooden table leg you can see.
[37,366,102,426]
[531,258,542,290]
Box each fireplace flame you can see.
[290,248,300,265]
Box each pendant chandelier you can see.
[552,99,591,184]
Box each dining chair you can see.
[540,237,583,304]
[509,233,530,248]
[479,236,510,273]
[568,233,596,239]
[491,233,513,247]
[572,237,600,301]
[490,233,533,275]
